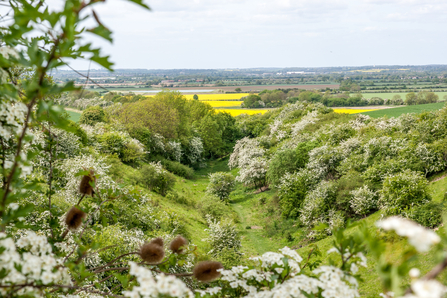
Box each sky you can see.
[69,0,447,69]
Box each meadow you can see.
[361,91,447,100]
[361,101,447,118]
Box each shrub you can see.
[349,185,377,216]
[99,132,127,158]
[277,171,313,218]
[138,162,176,196]
[362,159,404,185]
[204,215,242,258]
[79,106,107,125]
[299,181,337,229]
[198,195,235,221]
[206,172,236,201]
[160,159,194,179]
[334,171,365,217]
[267,141,318,186]
[379,170,431,215]
[407,202,443,228]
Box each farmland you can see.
[202,101,243,107]
[332,108,379,114]
[214,109,271,116]
[361,101,447,118]
[145,93,250,101]
[361,91,447,100]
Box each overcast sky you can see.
[72,0,447,69]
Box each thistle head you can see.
[193,261,223,282]
[65,206,87,230]
[79,169,96,196]
[149,237,164,247]
[139,242,165,264]
[169,236,188,254]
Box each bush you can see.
[277,171,312,218]
[299,181,337,229]
[198,195,235,221]
[206,172,236,201]
[138,162,176,196]
[334,171,365,216]
[204,215,242,258]
[267,141,318,186]
[79,106,107,125]
[407,202,443,228]
[160,159,194,179]
[99,132,127,158]
[349,185,377,216]
[379,170,431,215]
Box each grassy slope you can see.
[66,110,81,122]
[361,102,447,118]
[362,92,447,100]
[106,152,447,295]
[296,174,447,297]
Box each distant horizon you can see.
[57,64,447,72]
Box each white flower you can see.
[411,279,446,298]
[409,268,420,279]
[376,217,440,252]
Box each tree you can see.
[405,92,417,105]
[79,106,107,126]
[206,172,236,201]
[425,92,439,103]
[193,94,199,100]
[235,87,242,92]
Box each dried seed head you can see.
[169,236,188,254]
[79,170,96,196]
[139,242,165,264]
[193,261,223,282]
[65,206,87,230]
[149,237,164,247]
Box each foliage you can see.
[379,170,431,215]
[407,201,444,228]
[160,158,195,179]
[267,141,318,186]
[79,106,107,125]
[138,162,176,196]
[206,172,236,201]
[349,185,378,216]
[204,215,242,258]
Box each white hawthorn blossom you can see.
[376,217,441,252]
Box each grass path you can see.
[195,159,281,256]
[231,195,279,256]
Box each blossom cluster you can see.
[124,262,194,298]
[199,246,363,298]
[376,217,440,252]
[0,100,27,139]
[0,231,70,296]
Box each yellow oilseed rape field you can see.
[202,101,243,107]
[332,108,379,114]
[215,109,270,117]
[184,93,250,101]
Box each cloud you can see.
[59,0,447,69]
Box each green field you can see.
[361,102,447,118]
[362,91,447,100]
[66,110,81,122]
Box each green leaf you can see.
[125,0,151,10]
[87,25,113,43]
